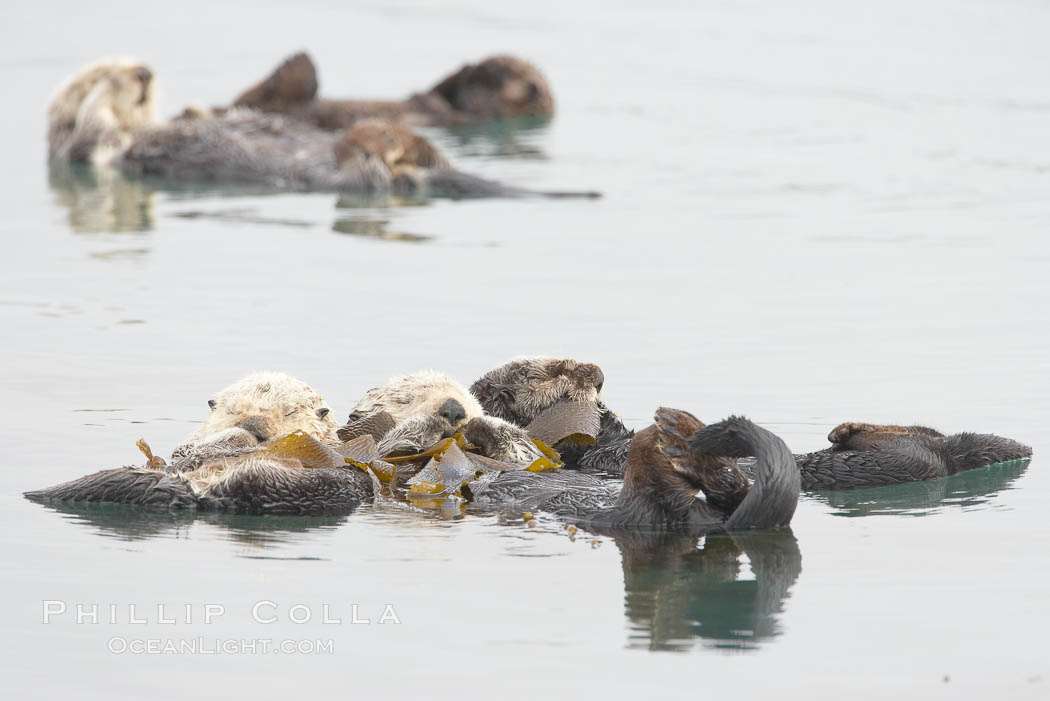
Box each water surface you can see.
[2,0,1048,697]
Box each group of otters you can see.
[38,56,1033,533]
[46,52,599,198]
[27,356,1032,536]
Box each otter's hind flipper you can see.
[233,52,319,112]
[943,433,1032,474]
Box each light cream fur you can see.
[351,371,484,428]
[48,57,156,162]
[196,372,338,444]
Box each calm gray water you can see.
[2,0,1048,697]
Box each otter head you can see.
[333,119,449,177]
[344,370,484,436]
[469,356,605,426]
[195,372,337,446]
[48,58,156,152]
[427,55,554,120]
[460,416,546,466]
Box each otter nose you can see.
[136,67,152,83]
[437,398,466,427]
[236,416,270,442]
[593,367,605,395]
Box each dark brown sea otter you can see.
[232,52,554,129]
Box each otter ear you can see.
[208,399,217,410]
[316,407,330,419]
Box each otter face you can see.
[469,356,605,427]
[429,55,554,120]
[49,59,156,135]
[346,370,484,432]
[195,372,337,445]
[333,119,449,173]
[461,416,545,466]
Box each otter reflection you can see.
[35,499,350,549]
[332,215,433,243]
[817,458,1029,518]
[616,529,802,651]
[48,160,154,233]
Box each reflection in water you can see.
[817,459,1030,518]
[442,116,551,160]
[48,160,155,233]
[172,209,314,228]
[332,215,433,243]
[34,500,350,549]
[616,529,802,652]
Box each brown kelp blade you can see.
[525,400,601,446]
[261,431,347,469]
[527,440,562,472]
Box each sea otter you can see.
[338,371,484,439]
[788,421,1033,490]
[469,356,633,474]
[170,371,339,468]
[336,371,548,466]
[232,52,554,129]
[47,59,598,199]
[26,372,371,515]
[48,57,155,163]
[581,410,798,532]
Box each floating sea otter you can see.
[46,59,597,199]
[470,356,1034,489]
[25,374,797,533]
[231,52,554,129]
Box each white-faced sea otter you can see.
[47,59,598,199]
[231,52,554,129]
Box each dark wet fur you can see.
[583,415,798,534]
[790,431,1033,490]
[25,461,373,515]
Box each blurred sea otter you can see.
[232,52,554,129]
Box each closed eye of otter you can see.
[284,409,298,417]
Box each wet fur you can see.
[791,429,1032,490]
[585,413,799,533]
[469,356,604,427]
[470,356,630,473]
